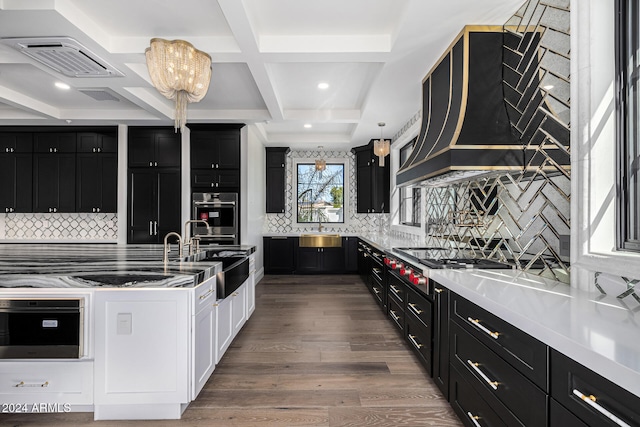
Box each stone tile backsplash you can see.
[1,212,118,241]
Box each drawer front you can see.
[451,293,548,391]
[405,314,432,375]
[450,365,509,427]
[387,297,404,332]
[551,349,640,427]
[450,321,547,427]
[387,272,405,304]
[549,398,589,427]
[406,286,432,329]
[195,277,216,312]
[0,361,93,405]
[370,274,384,306]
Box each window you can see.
[296,163,345,223]
[616,0,640,251]
[398,138,421,226]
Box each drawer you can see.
[370,276,384,306]
[194,276,216,312]
[0,361,93,405]
[387,297,404,332]
[549,398,589,427]
[405,314,432,375]
[551,349,640,427]
[450,365,509,427]
[405,286,432,329]
[388,272,405,304]
[451,293,548,391]
[450,321,547,427]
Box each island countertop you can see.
[0,244,253,289]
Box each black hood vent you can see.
[397,26,522,187]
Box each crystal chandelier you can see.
[145,38,212,133]
[373,122,390,166]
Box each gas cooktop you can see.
[392,247,512,270]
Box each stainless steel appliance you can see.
[192,192,238,244]
[0,298,84,359]
[391,247,512,270]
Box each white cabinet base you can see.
[94,402,185,420]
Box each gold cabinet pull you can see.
[408,302,423,315]
[466,412,482,427]
[467,317,500,339]
[572,389,631,427]
[408,334,423,349]
[467,359,499,390]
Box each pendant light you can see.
[315,146,326,172]
[373,122,390,166]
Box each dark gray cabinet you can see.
[33,133,76,213]
[265,147,289,213]
[351,140,389,213]
[127,169,181,243]
[263,236,297,274]
[76,131,117,213]
[128,128,181,168]
[0,132,32,213]
[296,247,344,273]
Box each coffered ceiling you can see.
[0,0,524,149]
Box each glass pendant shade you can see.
[315,158,326,171]
[145,38,212,132]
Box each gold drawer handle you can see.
[467,360,499,390]
[408,302,423,315]
[199,288,214,300]
[408,334,423,349]
[467,317,500,339]
[572,389,631,427]
[15,381,49,388]
[389,310,400,322]
[435,287,443,294]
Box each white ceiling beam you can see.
[259,35,391,53]
[109,36,241,55]
[284,109,361,122]
[0,84,60,118]
[267,132,352,144]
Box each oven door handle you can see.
[194,201,236,206]
[203,234,236,239]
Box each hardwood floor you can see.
[2,275,462,427]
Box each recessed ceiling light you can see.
[317,82,329,90]
[55,82,70,90]
[304,124,312,128]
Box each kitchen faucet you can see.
[184,220,210,254]
[163,232,183,263]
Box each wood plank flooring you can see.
[1,275,463,427]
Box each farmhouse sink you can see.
[299,234,342,248]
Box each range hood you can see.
[396,26,522,187]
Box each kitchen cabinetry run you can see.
[550,349,640,427]
[33,133,76,213]
[127,169,181,243]
[76,131,117,213]
[128,127,181,168]
[351,140,389,213]
[189,124,242,192]
[265,147,289,213]
[0,132,32,213]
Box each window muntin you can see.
[296,163,345,223]
[616,0,640,251]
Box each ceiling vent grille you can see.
[0,36,124,78]
[78,88,121,102]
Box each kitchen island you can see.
[0,244,256,421]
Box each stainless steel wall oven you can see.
[0,298,84,359]
[192,192,239,244]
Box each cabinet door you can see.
[100,153,118,212]
[371,159,390,213]
[266,166,286,213]
[128,170,157,243]
[215,132,240,169]
[216,170,240,190]
[128,131,156,167]
[156,170,181,239]
[356,163,372,213]
[264,237,296,273]
[193,305,215,399]
[322,247,345,273]
[343,237,359,273]
[231,283,247,334]
[296,247,322,273]
[432,284,450,399]
[0,153,32,213]
[76,153,100,212]
[215,297,233,364]
[33,132,76,153]
[0,132,32,153]
[33,153,76,212]
[154,131,181,168]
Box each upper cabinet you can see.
[189,124,243,192]
[33,132,77,212]
[265,147,289,213]
[0,132,32,213]
[352,140,389,213]
[76,131,118,213]
[128,128,181,168]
